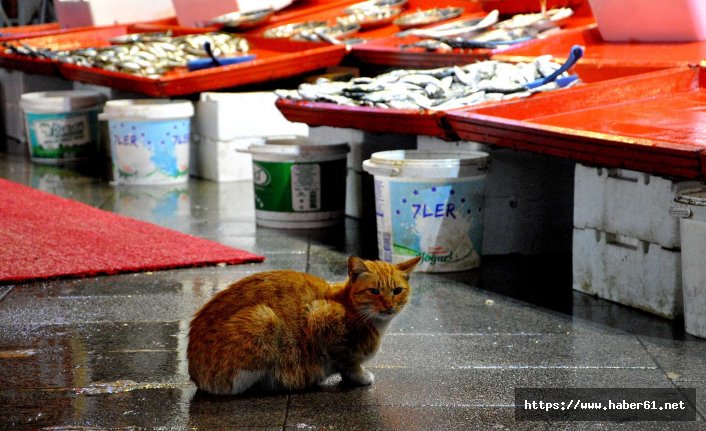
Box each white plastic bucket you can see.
[99,99,194,185]
[20,90,104,164]
[243,138,349,228]
[671,188,706,338]
[363,150,489,272]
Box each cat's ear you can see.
[348,255,370,282]
[396,256,421,278]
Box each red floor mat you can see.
[0,178,264,284]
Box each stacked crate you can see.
[192,92,308,182]
[572,164,698,318]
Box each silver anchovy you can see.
[277,56,578,110]
[4,32,249,78]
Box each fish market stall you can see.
[495,25,706,68]
[0,26,346,96]
[445,66,706,180]
[275,53,670,140]
[248,0,483,44]
[349,3,595,68]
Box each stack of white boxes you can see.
[192,92,308,182]
[572,164,698,318]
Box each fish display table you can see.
[277,62,672,152]
[446,66,706,180]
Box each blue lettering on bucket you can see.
[109,118,191,181]
[411,203,457,219]
[114,134,139,146]
[388,180,485,270]
[172,133,189,145]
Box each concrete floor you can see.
[0,152,705,430]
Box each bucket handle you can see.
[362,160,400,177]
[669,206,692,219]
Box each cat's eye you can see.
[368,288,381,295]
[393,287,404,295]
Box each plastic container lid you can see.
[98,99,194,121]
[244,138,349,158]
[363,150,489,178]
[368,150,489,168]
[20,90,104,113]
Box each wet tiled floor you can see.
[1,152,705,430]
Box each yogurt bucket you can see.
[20,90,104,164]
[99,99,194,185]
[363,150,489,272]
[244,138,349,228]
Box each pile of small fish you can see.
[393,7,464,29]
[401,8,573,50]
[3,32,249,78]
[343,0,407,13]
[263,20,360,43]
[263,21,327,38]
[292,23,361,42]
[276,56,578,110]
[337,6,401,28]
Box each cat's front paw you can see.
[343,368,374,386]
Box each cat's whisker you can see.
[350,308,375,327]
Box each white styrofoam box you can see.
[417,136,491,153]
[190,134,264,182]
[588,0,706,42]
[574,164,698,249]
[573,227,683,319]
[309,126,365,171]
[55,0,175,28]
[196,92,308,141]
[482,149,575,255]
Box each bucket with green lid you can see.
[243,138,349,228]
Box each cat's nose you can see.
[384,307,396,315]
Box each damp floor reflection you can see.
[0,152,704,430]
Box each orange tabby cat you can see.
[187,255,420,395]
